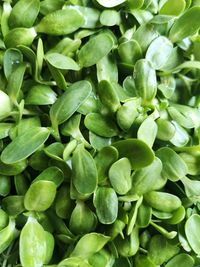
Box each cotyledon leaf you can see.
[0,217,16,254]
[112,139,155,169]
[45,53,80,70]
[146,36,173,70]
[24,180,57,211]
[94,187,118,224]
[78,33,114,67]
[8,0,40,28]
[35,7,85,35]
[20,217,46,267]
[70,232,110,258]
[159,0,186,16]
[72,144,97,195]
[50,80,92,128]
[1,127,50,164]
[185,214,200,255]
[169,6,200,43]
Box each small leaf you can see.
[70,232,110,258]
[0,217,15,254]
[1,127,50,164]
[137,117,158,147]
[165,253,194,267]
[3,48,23,79]
[146,36,173,69]
[159,0,186,16]
[134,59,157,102]
[109,158,132,195]
[24,180,57,211]
[169,6,200,43]
[144,191,182,212]
[9,0,40,28]
[98,80,120,113]
[78,33,113,67]
[185,214,200,255]
[85,113,119,138]
[25,84,57,105]
[95,146,118,183]
[35,7,84,35]
[113,139,154,169]
[94,187,118,224]
[156,147,188,181]
[72,144,97,195]
[6,63,26,103]
[50,80,92,128]
[20,217,46,267]
[45,53,80,70]
[69,201,96,234]
[4,27,37,48]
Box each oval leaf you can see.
[1,127,50,164]
[24,180,57,211]
[20,217,46,267]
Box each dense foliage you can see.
[1,0,200,266]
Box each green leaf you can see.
[148,235,180,265]
[35,7,85,35]
[4,27,37,48]
[72,144,97,195]
[3,48,23,79]
[20,217,46,267]
[131,157,163,195]
[169,6,200,43]
[69,201,96,234]
[69,5,100,29]
[134,59,157,102]
[24,180,57,211]
[2,195,25,216]
[159,0,186,16]
[94,187,118,224]
[100,10,120,26]
[50,80,92,128]
[0,217,15,254]
[1,127,50,164]
[85,113,119,137]
[109,157,132,195]
[185,214,200,255]
[33,166,64,187]
[156,147,188,181]
[96,54,118,82]
[112,139,155,169]
[118,39,142,65]
[70,232,110,258]
[44,231,55,264]
[0,160,27,176]
[6,63,26,103]
[9,0,40,28]
[144,191,182,212]
[0,175,11,196]
[146,36,173,69]
[25,84,57,105]
[98,80,120,113]
[78,33,113,67]
[115,226,139,257]
[95,146,118,183]
[137,117,158,147]
[165,253,194,267]
[45,53,80,70]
